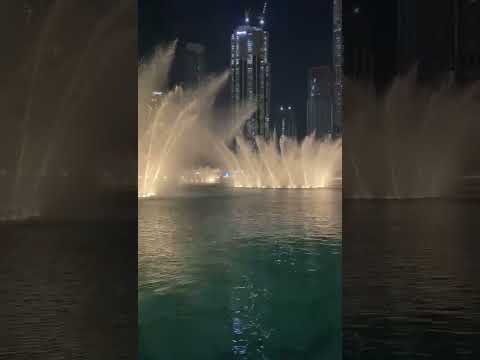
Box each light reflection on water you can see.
[139,186,341,359]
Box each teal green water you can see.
[139,186,341,359]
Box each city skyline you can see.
[139,0,333,137]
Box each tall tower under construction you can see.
[231,2,271,143]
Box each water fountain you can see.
[179,167,223,185]
[1,1,136,221]
[138,42,342,198]
[344,68,480,199]
[138,42,232,197]
[214,133,341,189]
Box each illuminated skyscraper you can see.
[231,4,271,143]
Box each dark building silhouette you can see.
[307,66,334,138]
[184,42,206,86]
[171,41,205,89]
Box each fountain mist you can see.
[217,134,341,189]
[1,1,136,221]
[138,42,342,197]
[344,68,480,199]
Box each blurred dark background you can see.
[0,1,137,359]
[0,0,137,218]
[343,1,480,359]
[343,0,480,188]
[343,0,480,90]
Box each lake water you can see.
[139,186,342,359]
[344,199,480,359]
[0,220,137,359]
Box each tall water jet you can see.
[138,43,231,197]
[216,134,341,189]
[138,42,342,197]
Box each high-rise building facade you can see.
[172,42,205,89]
[307,66,334,138]
[333,0,343,134]
[184,42,205,86]
[231,8,271,143]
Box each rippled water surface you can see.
[1,220,136,359]
[344,200,480,359]
[139,186,342,359]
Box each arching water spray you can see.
[138,42,342,197]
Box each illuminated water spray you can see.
[138,42,342,198]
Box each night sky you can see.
[139,0,333,136]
